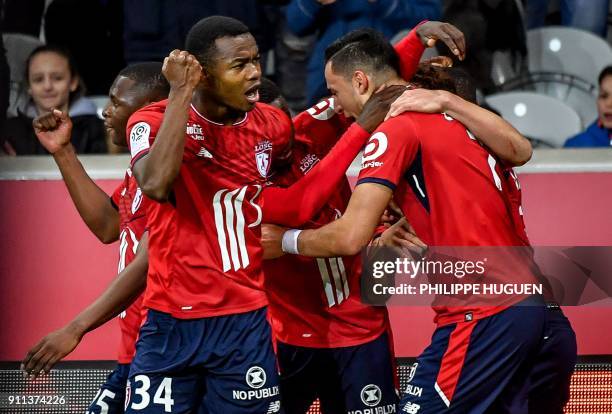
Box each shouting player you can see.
[266,29,575,413]
[124,16,296,413]
[22,62,169,414]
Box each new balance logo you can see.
[197,147,213,158]
[213,186,262,272]
[267,401,281,413]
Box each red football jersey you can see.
[110,169,148,363]
[263,99,388,348]
[357,112,537,326]
[127,100,292,319]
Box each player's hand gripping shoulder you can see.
[21,325,81,378]
[32,109,73,154]
[416,21,466,61]
[163,50,202,92]
[356,85,410,133]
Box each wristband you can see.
[281,229,302,255]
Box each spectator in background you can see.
[1,46,106,155]
[526,0,610,37]
[565,66,612,147]
[286,0,441,105]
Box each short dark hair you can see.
[258,77,282,105]
[411,64,457,95]
[599,66,612,85]
[185,15,251,67]
[118,62,170,101]
[25,45,85,102]
[324,28,399,80]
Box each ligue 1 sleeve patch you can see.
[129,122,151,158]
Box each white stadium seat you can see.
[3,33,44,117]
[527,26,612,88]
[486,91,582,147]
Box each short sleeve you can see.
[356,114,420,191]
[293,97,353,156]
[126,104,165,167]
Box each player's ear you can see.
[352,70,369,95]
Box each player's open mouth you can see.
[245,85,260,104]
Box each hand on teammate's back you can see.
[21,326,82,378]
[416,21,466,61]
[357,85,408,133]
[162,50,202,91]
[32,109,73,154]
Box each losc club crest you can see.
[254,140,273,178]
[407,363,418,383]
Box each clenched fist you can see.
[162,50,203,91]
[33,109,73,154]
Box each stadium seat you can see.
[485,91,582,147]
[527,27,612,89]
[89,95,109,120]
[497,72,598,128]
[3,33,43,117]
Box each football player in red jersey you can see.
[257,37,544,414]
[266,29,575,413]
[22,63,169,414]
[124,16,296,414]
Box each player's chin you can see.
[107,128,125,147]
[238,98,258,112]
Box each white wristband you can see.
[281,229,302,255]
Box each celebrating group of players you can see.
[22,15,577,414]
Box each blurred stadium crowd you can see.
[1,0,612,155]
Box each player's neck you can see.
[379,77,407,89]
[192,91,246,126]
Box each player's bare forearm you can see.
[442,92,532,166]
[22,234,149,377]
[52,144,120,243]
[69,232,148,336]
[296,183,392,257]
[134,88,192,201]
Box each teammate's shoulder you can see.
[375,112,420,135]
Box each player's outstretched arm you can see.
[261,86,406,227]
[21,232,149,378]
[394,21,466,82]
[266,183,393,258]
[33,110,120,243]
[386,89,532,166]
[132,50,201,202]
